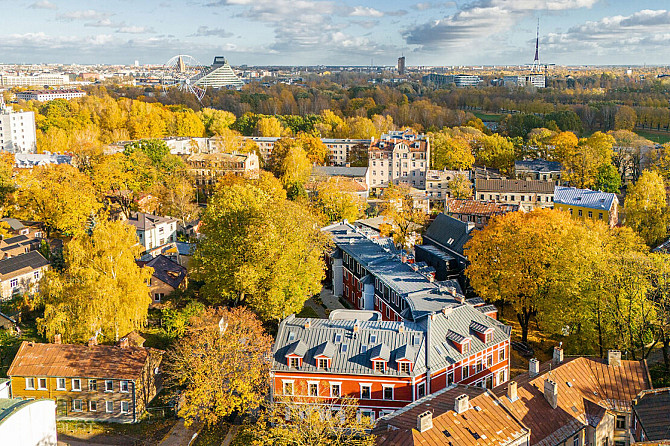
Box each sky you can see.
[1,0,669,66]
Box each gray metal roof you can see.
[475,178,555,193]
[369,343,391,361]
[422,213,473,257]
[312,166,368,178]
[0,251,49,278]
[553,186,618,211]
[272,315,427,377]
[515,159,562,173]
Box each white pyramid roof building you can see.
[193,56,244,89]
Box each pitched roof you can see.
[126,212,177,231]
[491,356,651,445]
[143,255,187,289]
[475,178,555,193]
[554,186,618,211]
[445,198,520,218]
[7,341,158,381]
[311,166,368,178]
[0,251,49,279]
[515,159,563,173]
[632,388,670,441]
[422,213,473,257]
[0,218,25,231]
[374,385,530,446]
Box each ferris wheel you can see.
[161,55,206,102]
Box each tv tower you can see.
[532,18,540,73]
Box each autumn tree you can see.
[448,175,473,199]
[253,396,374,446]
[312,179,365,223]
[465,209,578,343]
[165,307,272,427]
[37,220,152,343]
[155,173,200,227]
[16,164,101,237]
[625,170,668,247]
[193,183,326,321]
[562,132,615,189]
[198,108,236,136]
[379,183,428,250]
[614,105,637,131]
[429,129,474,170]
[255,116,285,137]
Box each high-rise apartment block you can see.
[0,100,37,153]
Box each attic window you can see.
[361,345,368,353]
[447,238,455,244]
[288,332,296,341]
[334,334,342,343]
[413,335,420,346]
[435,344,444,355]
[167,271,180,278]
[370,334,377,344]
[341,344,348,353]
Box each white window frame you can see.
[289,357,300,368]
[89,400,98,412]
[282,380,294,396]
[89,379,97,391]
[37,378,47,390]
[330,382,341,398]
[105,380,114,392]
[106,401,114,413]
[25,377,35,390]
[71,378,81,391]
[382,385,394,401]
[399,361,410,373]
[120,380,129,393]
[72,399,83,412]
[307,381,319,397]
[56,378,66,390]
[360,383,372,400]
[120,401,130,414]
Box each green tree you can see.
[37,220,153,343]
[193,183,326,321]
[625,170,668,247]
[595,163,622,193]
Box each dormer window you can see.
[446,329,472,354]
[373,360,386,372]
[485,332,492,343]
[289,357,300,368]
[470,321,494,344]
[462,341,470,354]
[398,361,411,373]
[318,358,329,369]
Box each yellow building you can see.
[553,186,619,227]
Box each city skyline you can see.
[0,0,669,66]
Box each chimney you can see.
[398,322,405,333]
[53,334,62,344]
[553,345,564,365]
[507,381,518,402]
[119,337,129,349]
[529,358,540,377]
[417,411,433,432]
[353,321,360,333]
[454,394,469,414]
[607,350,621,367]
[455,294,465,304]
[442,307,453,317]
[88,335,98,347]
[543,379,558,409]
[304,320,311,329]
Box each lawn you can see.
[296,305,319,318]
[57,419,175,446]
[634,129,670,144]
[193,423,230,446]
[473,111,505,122]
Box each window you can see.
[72,399,83,412]
[447,371,454,385]
[615,415,626,429]
[417,383,426,398]
[500,348,506,361]
[599,213,604,220]
[578,209,583,217]
[462,342,470,354]
[283,381,294,396]
[33,271,40,280]
[487,355,493,367]
[154,293,164,302]
[38,378,47,390]
[383,386,393,400]
[588,211,593,218]
[72,379,81,391]
[573,436,579,446]
[121,401,130,414]
[370,334,377,344]
[89,379,97,391]
[89,400,98,412]
[308,382,319,397]
[498,370,506,385]
[330,383,341,398]
[10,278,18,289]
[360,410,374,423]
[360,384,371,399]
[374,361,385,372]
[476,360,483,372]
[106,401,114,413]
[25,377,35,390]
[105,380,114,392]
[120,380,129,393]
[485,332,492,343]
[289,357,300,368]
[462,365,470,379]
[57,378,66,390]
[317,358,329,369]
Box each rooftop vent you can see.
[417,411,433,432]
[607,350,621,367]
[454,394,469,414]
[529,358,540,377]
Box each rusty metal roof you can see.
[445,198,520,217]
[7,341,154,381]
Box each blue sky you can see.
[1,0,669,66]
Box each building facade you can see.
[16,89,86,102]
[554,186,619,227]
[504,74,546,88]
[0,101,37,153]
[0,74,70,87]
[185,152,260,196]
[0,398,58,446]
[424,169,470,202]
[474,178,555,211]
[631,388,670,443]
[368,130,430,192]
[0,251,49,301]
[422,74,482,87]
[515,159,563,182]
[7,339,163,423]
[126,212,179,251]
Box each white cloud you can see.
[28,1,57,10]
[188,26,234,38]
[349,6,384,17]
[57,10,112,21]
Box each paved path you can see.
[319,287,346,311]
[221,425,240,446]
[159,419,202,446]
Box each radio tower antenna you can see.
[533,18,540,73]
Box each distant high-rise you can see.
[397,56,406,75]
[0,99,37,153]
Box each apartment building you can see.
[515,159,562,182]
[474,178,555,211]
[126,212,178,251]
[424,169,470,202]
[8,338,163,423]
[554,186,619,228]
[16,89,86,102]
[0,251,49,301]
[368,130,430,192]
[185,151,259,196]
[243,136,369,166]
[0,74,70,87]
[0,100,37,153]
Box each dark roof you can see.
[633,388,670,441]
[7,341,159,381]
[143,255,187,289]
[515,159,563,173]
[0,218,25,231]
[368,343,390,361]
[422,213,473,257]
[126,212,177,231]
[311,166,368,178]
[475,178,556,193]
[0,251,49,278]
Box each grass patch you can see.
[230,425,256,446]
[193,423,229,446]
[635,129,670,144]
[57,419,175,446]
[297,305,319,318]
[473,111,505,122]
